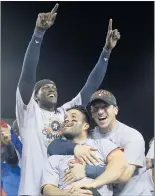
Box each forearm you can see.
[92,157,127,187]
[47,139,76,156]
[81,47,111,107]
[18,28,45,105]
[115,164,136,183]
[43,185,71,196]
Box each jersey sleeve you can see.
[94,138,122,163]
[123,131,145,167]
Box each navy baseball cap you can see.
[34,79,55,95]
[89,90,117,106]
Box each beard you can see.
[62,128,81,140]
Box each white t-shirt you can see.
[147,139,154,159]
[90,121,153,196]
[42,138,119,196]
[16,87,82,196]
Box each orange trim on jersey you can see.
[106,147,124,162]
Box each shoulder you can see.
[90,138,117,149]
[118,121,144,142]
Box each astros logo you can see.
[42,117,62,135]
[51,120,60,132]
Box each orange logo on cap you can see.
[92,90,112,98]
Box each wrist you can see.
[91,179,103,188]
[34,27,46,38]
[104,44,112,52]
[91,181,98,189]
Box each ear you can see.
[84,123,90,131]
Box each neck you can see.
[99,118,117,134]
[72,133,88,144]
[38,102,56,112]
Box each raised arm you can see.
[18,4,59,105]
[80,19,121,107]
[60,19,121,111]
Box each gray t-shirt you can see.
[42,138,120,196]
[90,121,153,196]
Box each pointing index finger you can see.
[51,3,59,14]
[108,18,112,32]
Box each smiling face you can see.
[91,100,118,129]
[62,109,89,140]
[36,83,58,107]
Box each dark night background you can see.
[1,2,154,151]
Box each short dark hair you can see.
[66,105,90,124]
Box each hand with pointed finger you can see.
[36,3,59,30]
[63,163,86,185]
[105,19,121,50]
[74,145,102,165]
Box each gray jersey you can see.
[90,121,153,196]
[42,138,120,196]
